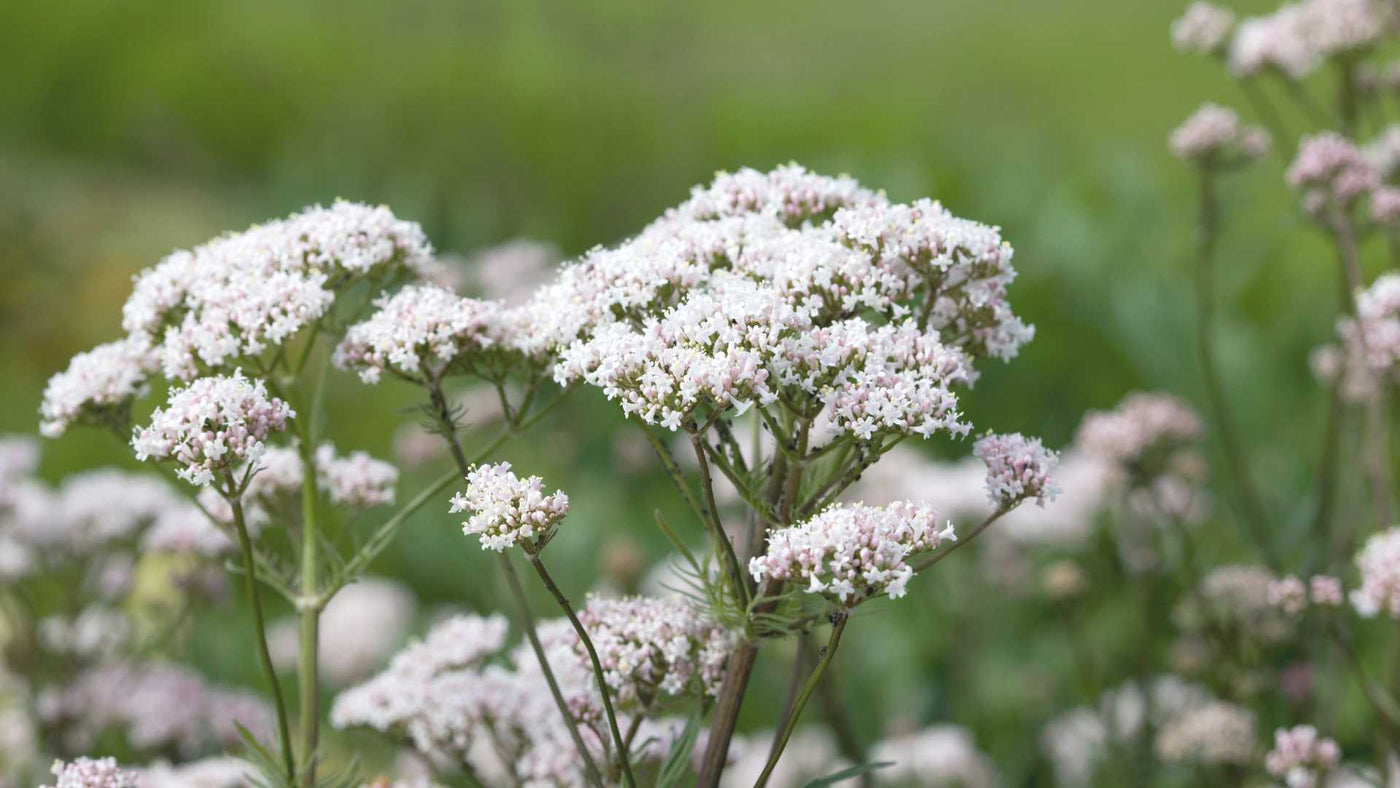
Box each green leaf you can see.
[653,509,702,573]
[801,761,896,787]
[655,712,702,788]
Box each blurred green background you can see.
[0,0,1359,781]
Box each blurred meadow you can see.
[0,0,1363,783]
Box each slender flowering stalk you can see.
[754,610,849,788]
[451,462,637,787]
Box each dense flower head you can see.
[46,469,179,555]
[751,501,955,604]
[576,595,737,705]
[40,335,158,438]
[1169,103,1270,163]
[42,757,139,788]
[1311,575,1345,606]
[1229,0,1392,79]
[973,432,1060,507]
[1266,725,1341,787]
[1154,701,1257,765]
[1288,133,1381,209]
[1350,526,1400,617]
[1172,2,1235,54]
[539,166,1025,439]
[1075,392,1203,478]
[121,201,434,379]
[333,284,509,384]
[131,370,294,486]
[449,462,569,551]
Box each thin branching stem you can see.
[525,553,638,788]
[690,431,753,605]
[756,611,850,787]
[912,507,1008,572]
[225,473,296,782]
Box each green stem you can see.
[1191,169,1277,568]
[226,475,296,782]
[428,383,604,787]
[755,611,850,787]
[296,411,322,784]
[498,553,607,787]
[690,432,752,605]
[526,553,638,788]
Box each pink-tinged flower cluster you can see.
[40,661,273,757]
[120,201,434,380]
[42,757,139,788]
[973,432,1060,508]
[142,501,233,557]
[1229,0,1393,79]
[1265,725,1341,787]
[449,462,569,552]
[47,469,180,554]
[1154,701,1257,765]
[1350,527,1400,617]
[1172,2,1235,54]
[334,284,508,384]
[1075,392,1203,476]
[1336,273,1400,398]
[576,595,737,706]
[750,501,955,604]
[1270,574,1346,615]
[40,335,158,438]
[131,370,293,486]
[315,444,398,507]
[1169,103,1271,163]
[1288,133,1381,211]
[669,163,881,226]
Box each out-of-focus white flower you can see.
[718,728,847,788]
[467,238,562,304]
[43,757,140,788]
[751,501,954,604]
[1075,392,1202,473]
[316,444,398,507]
[1169,103,1270,163]
[269,577,417,685]
[1230,3,1315,77]
[576,595,736,706]
[1266,725,1341,788]
[1311,575,1345,606]
[142,501,232,556]
[131,370,294,487]
[38,607,130,659]
[48,469,179,554]
[139,757,254,788]
[1172,2,1235,54]
[1271,575,1310,616]
[973,431,1060,508]
[1351,527,1400,617]
[870,725,998,787]
[40,335,158,437]
[450,462,569,552]
[1155,701,1257,765]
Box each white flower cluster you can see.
[334,284,508,384]
[39,661,273,758]
[139,757,253,788]
[1266,725,1341,788]
[1154,701,1258,766]
[142,501,233,557]
[1350,526,1400,617]
[449,462,569,551]
[42,757,139,788]
[1229,0,1393,79]
[869,725,999,787]
[38,607,131,659]
[269,577,417,685]
[131,370,294,486]
[48,469,180,555]
[750,501,955,604]
[1172,2,1235,54]
[973,431,1060,508]
[119,200,433,380]
[1185,564,1293,642]
[1169,103,1271,162]
[39,335,158,438]
[576,595,737,705]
